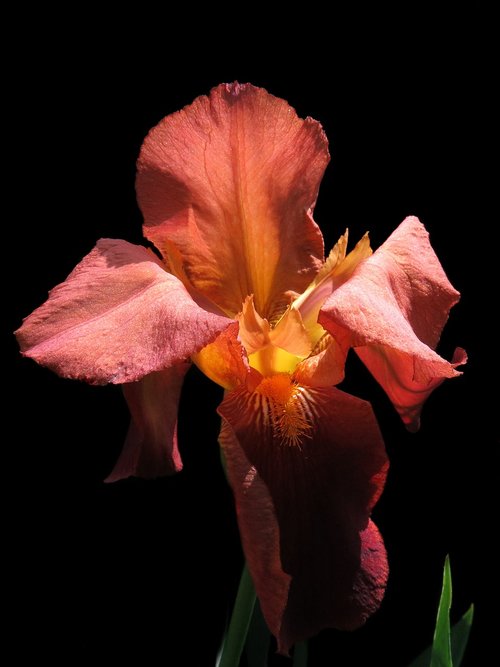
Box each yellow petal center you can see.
[255,374,312,447]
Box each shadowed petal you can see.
[219,419,291,642]
[320,217,465,430]
[218,384,388,653]
[356,344,466,431]
[106,364,190,482]
[136,82,329,318]
[16,239,231,384]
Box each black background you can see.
[7,14,495,667]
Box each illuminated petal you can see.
[236,296,271,355]
[218,383,388,653]
[238,296,311,358]
[293,231,372,337]
[136,83,329,318]
[270,307,311,357]
[16,239,231,384]
[106,364,189,482]
[320,217,465,430]
[293,335,346,387]
[192,322,260,391]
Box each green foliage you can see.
[409,556,473,667]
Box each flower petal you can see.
[219,419,291,643]
[218,383,388,653]
[292,231,372,351]
[192,322,260,391]
[16,239,231,384]
[356,345,467,432]
[293,230,372,334]
[136,82,329,318]
[236,295,271,355]
[270,307,311,357]
[319,217,465,431]
[293,335,347,387]
[237,296,311,357]
[106,364,189,482]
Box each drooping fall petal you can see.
[16,239,231,384]
[320,217,465,431]
[136,82,329,319]
[218,382,389,653]
[106,364,190,482]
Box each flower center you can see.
[255,374,312,447]
[248,345,304,377]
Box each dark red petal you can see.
[106,364,189,482]
[320,217,465,430]
[218,384,388,653]
[16,239,231,384]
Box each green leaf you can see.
[450,604,474,666]
[409,604,474,667]
[245,598,271,667]
[408,556,474,667]
[217,563,257,667]
[430,555,453,667]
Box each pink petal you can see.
[218,384,388,653]
[136,82,329,319]
[106,364,189,482]
[320,217,465,431]
[16,239,231,384]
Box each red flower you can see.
[16,83,465,653]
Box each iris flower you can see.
[16,83,465,653]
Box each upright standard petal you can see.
[320,217,465,431]
[105,364,190,482]
[16,239,231,384]
[218,382,388,653]
[136,83,329,318]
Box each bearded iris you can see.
[16,83,465,653]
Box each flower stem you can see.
[218,563,257,667]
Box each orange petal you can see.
[236,295,271,354]
[192,322,260,391]
[136,83,329,318]
[270,307,311,357]
[238,296,311,377]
